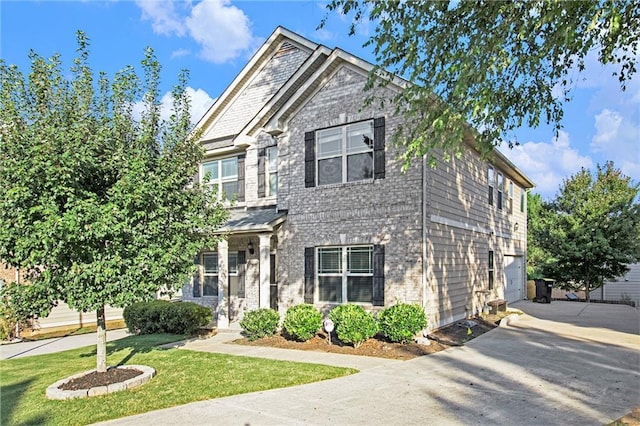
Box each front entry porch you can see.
[186,208,285,329]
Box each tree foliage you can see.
[526,192,554,279]
[532,163,640,299]
[0,32,227,369]
[322,1,639,165]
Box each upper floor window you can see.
[305,118,385,188]
[487,166,494,206]
[508,180,514,214]
[520,189,526,213]
[488,250,494,290]
[497,172,504,210]
[317,121,374,185]
[266,146,278,196]
[202,155,245,201]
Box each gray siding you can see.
[590,263,640,306]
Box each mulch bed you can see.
[59,367,143,391]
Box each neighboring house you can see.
[589,263,640,307]
[182,27,534,330]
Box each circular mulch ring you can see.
[46,365,155,400]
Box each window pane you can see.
[347,276,372,303]
[222,181,238,198]
[267,147,278,171]
[203,161,218,183]
[347,121,373,154]
[318,157,342,185]
[203,276,218,296]
[221,157,237,178]
[319,276,342,302]
[318,248,341,273]
[228,252,238,275]
[203,253,218,274]
[347,152,373,182]
[269,174,277,196]
[348,247,372,273]
[317,128,342,158]
[488,167,494,185]
[229,276,240,297]
[497,173,504,190]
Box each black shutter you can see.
[237,251,246,298]
[304,131,316,188]
[193,254,201,298]
[236,154,245,202]
[374,117,385,180]
[304,247,314,303]
[258,148,266,198]
[372,245,385,306]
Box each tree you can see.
[0,33,227,372]
[322,1,639,166]
[526,192,554,280]
[536,163,640,300]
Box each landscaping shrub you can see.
[378,303,427,343]
[329,304,379,348]
[124,300,211,335]
[240,308,280,341]
[282,304,322,341]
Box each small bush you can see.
[240,308,280,341]
[282,304,322,341]
[378,303,427,343]
[329,304,379,348]
[124,301,211,335]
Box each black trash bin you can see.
[534,279,553,303]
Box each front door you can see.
[504,255,523,303]
[228,251,246,322]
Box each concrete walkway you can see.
[97,301,640,426]
[0,329,130,360]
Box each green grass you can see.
[0,334,356,425]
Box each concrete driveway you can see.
[100,301,639,425]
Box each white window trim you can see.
[497,172,504,211]
[201,156,239,201]
[508,180,514,214]
[316,245,373,304]
[488,166,494,206]
[201,252,218,297]
[316,120,374,186]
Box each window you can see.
[508,180,514,214]
[202,156,241,200]
[317,121,374,185]
[488,166,494,206]
[317,246,373,303]
[497,172,504,210]
[202,253,218,296]
[266,147,278,196]
[488,250,494,290]
[520,189,526,213]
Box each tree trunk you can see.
[585,280,590,303]
[96,305,107,372]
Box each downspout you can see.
[15,268,20,339]
[422,154,428,326]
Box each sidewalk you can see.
[0,329,130,360]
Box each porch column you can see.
[258,233,272,308]
[217,239,229,329]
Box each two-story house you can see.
[182,27,534,330]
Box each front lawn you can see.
[0,334,356,425]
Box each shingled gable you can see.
[192,26,319,144]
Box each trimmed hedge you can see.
[378,303,427,343]
[240,308,280,341]
[123,300,211,335]
[282,304,322,341]
[329,304,379,348]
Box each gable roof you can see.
[195,26,534,189]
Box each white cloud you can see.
[507,130,594,199]
[171,49,190,59]
[591,109,640,180]
[135,0,186,36]
[185,0,259,63]
[132,86,215,127]
[135,0,258,64]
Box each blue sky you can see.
[2,1,638,199]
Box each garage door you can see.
[504,256,523,303]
